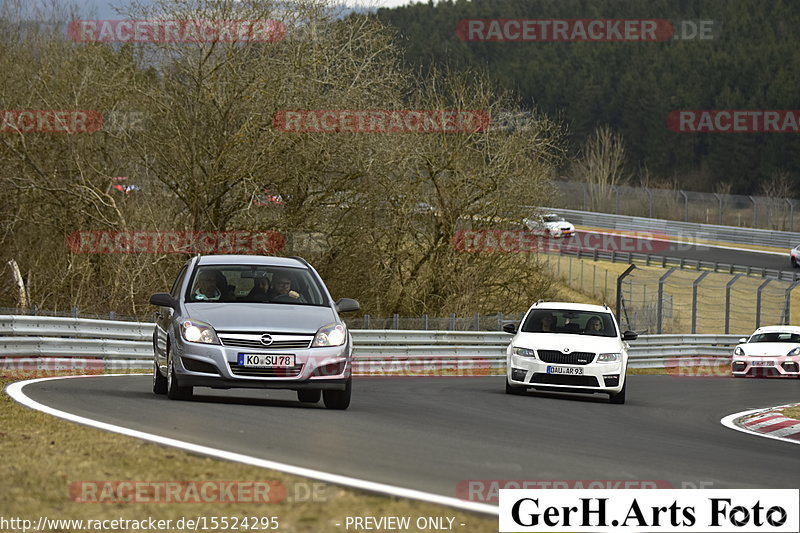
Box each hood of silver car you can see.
[185,303,336,334]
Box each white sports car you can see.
[731,325,800,378]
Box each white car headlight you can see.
[512,347,536,357]
[734,346,745,356]
[597,352,621,363]
[787,347,800,356]
[181,319,219,344]
[312,323,347,347]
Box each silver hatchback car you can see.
[149,255,360,409]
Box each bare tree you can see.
[570,125,627,212]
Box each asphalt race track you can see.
[560,230,791,273]
[19,374,800,502]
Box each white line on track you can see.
[720,404,800,446]
[5,374,499,516]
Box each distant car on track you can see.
[731,325,800,378]
[503,301,637,404]
[791,245,800,267]
[149,254,360,409]
[522,213,575,238]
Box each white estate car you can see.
[503,302,638,404]
[731,326,800,378]
[522,213,575,238]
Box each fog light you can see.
[732,361,747,372]
[782,361,799,373]
[511,368,527,382]
[603,374,620,387]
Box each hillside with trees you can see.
[374,0,800,194]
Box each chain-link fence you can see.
[552,180,800,231]
[616,266,800,334]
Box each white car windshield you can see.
[521,309,617,337]
[542,215,563,222]
[749,332,800,343]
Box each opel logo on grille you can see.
[562,347,570,353]
[260,334,274,346]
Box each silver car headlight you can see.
[787,347,800,356]
[512,347,536,358]
[734,346,745,356]
[597,352,621,363]
[181,319,219,345]
[312,323,347,347]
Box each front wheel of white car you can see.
[505,378,526,395]
[609,381,626,404]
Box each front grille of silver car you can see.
[217,333,313,350]
[228,362,305,377]
[537,350,596,365]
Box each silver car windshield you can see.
[521,309,617,337]
[186,265,327,306]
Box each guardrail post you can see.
[714,192,723,225]
[616,264,637,329]
[645,187,653,218]
[473,313,480,331]
[749,195,757,227]
[657,267,677,334]
[70,307,78,318]
[497,312,503,330]
[782,281,800,325]
[109,311,116,320]
[423,314,429,330]
[691,271,710,334]
[725,275,742,334]
[680,190,689,222]
[392,314,399,329]
[756,279,771,329]
[30,304,37,315]
[363,314,370,328]
[449,313,456,330]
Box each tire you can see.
[505,378,525,395]
[297,389,321,403]
[167,345,193,401]
[322,378,351,410]
[793,257,798,268]
[609,381,626,404]
[153,360,167,395]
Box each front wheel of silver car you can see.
[322,378,351,410]
[153,360,167,395]
[297,389,321,403]
[166,345,193,401]
[609,381,626,404]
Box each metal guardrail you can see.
[546,207,800,250]
[563,247,800,282]
[0,316,741,373]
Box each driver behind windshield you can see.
[193,271,222,301]
[268,274,306,303]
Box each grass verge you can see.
[1,373,497,533]
[780,405,800,421]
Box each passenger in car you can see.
[244,277,270,301]
[584,316,603,334]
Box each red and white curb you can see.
[721,403,800,445]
